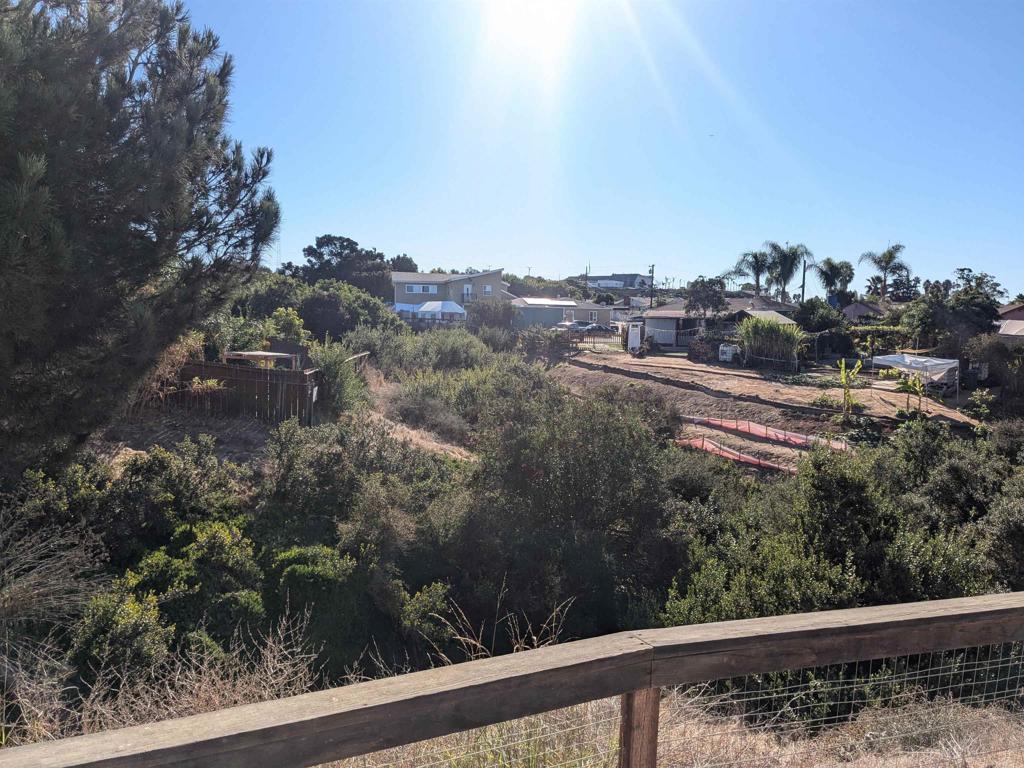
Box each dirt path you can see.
[364,410,476,462]
[364,365,477,462]
[551,363,833,470]
[88,412,273,467]
[551,362,835,434]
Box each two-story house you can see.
[391,269,511,320]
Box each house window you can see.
[564,310,574,321]
[483,284,493,296]
[589,311,598,322]
[404,284,437,294]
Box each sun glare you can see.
[480,0,581,90]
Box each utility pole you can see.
[799,250,815,304]
[649,264,655,308]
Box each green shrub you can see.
[72,590,173,677]
[348,327,493,378]
[308,338,366,416]
[989,419,1024,461]
[476,325,517,352]
[299,280,403,341]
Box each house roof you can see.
[742,310,797,325]
[574,301,611,311]
[391,269,504,284]
[998,320,1024,337]
[643,296,796,319]
[511,297,577,308]
[999,302,1024,317]
[842,301,883,320]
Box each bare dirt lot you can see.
[553,350,975,469]
[571,350,975,428]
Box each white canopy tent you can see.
[415,300,466,319]
[871,354,960,399]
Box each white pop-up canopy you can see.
[872,353,961,400]
[871,354,959,383]
[415,300,467,318]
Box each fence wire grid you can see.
[331,642,1024,768]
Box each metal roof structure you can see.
[511,297,577,308]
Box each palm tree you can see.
[813,258,855,297]
[731,250,772,296]
[836,260,855,292]
[859,244,907,300]
[764,241,811,302]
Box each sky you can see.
[188,0,1024,298]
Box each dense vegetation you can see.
[4,0,1024,753]
[6,324,1024,739]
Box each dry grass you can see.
[0,615,315,747]
[331,693,1024,768]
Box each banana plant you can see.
[838,358,863,416]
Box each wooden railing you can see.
[4,593,1024,768]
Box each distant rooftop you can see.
[391,268,505,284]
[644,295,796,319]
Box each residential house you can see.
[999,302,1024,322]
[572,301,614,326]
[391,269,511,320]
[510,297,613,329]
[643,296,796,350]
[842,301,883,324]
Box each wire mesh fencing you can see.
[325,644,1024,768]
[332,697,622,768]
[658,642,1024,767]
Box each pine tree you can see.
[0,1,280,479]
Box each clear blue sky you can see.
[188,0,1023,297]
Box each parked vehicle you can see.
[583,323,613,333]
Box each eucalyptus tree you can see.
[859,244,908,300]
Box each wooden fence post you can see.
[618,687,659,768]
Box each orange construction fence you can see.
[682,416,850,452]
[677,436,798,474]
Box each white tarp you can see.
[872,354,959,383]
[416,301,466,316]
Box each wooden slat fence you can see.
[5,593,1024,768]
[167,361,320,426]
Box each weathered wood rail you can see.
[4,593,1024,768]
